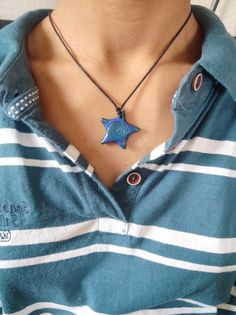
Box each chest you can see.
[28,61,184,189]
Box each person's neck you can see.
[39,0,201,68]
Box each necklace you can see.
[48,8,192,149]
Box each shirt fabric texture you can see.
[0,4,236,315]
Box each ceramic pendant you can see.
[100,110,140,149]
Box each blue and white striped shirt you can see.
[0,4,236,315]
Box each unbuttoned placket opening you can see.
[12,68,220,224]
[0,15,222,223]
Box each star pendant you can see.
[100,110,140,149]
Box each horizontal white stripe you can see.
[1,243,236,272]
[129,306,217,314]
[0,128,77,166]
[63,144,80,163]
[1,217,236,255]
[142,136,236,165]
[0,128,94,174]
[231,285,236,297]
[3,302,103,315]
[3,301,217,315]
[149,136,236,163]
[0,128,59,153]
[85,163,94,177]
[138,136,236,169]
[177,298,215,308]
[140,161,236,178]
[128,222,236,254]
[100,218,236,254]
[149,141,166,161]
[171,137,236,158]
[0,219,98,247]
[217,303,236,312]
[136,135,236,176]
[1,129,236,178]
[0,157,84,173]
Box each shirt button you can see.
[127,172,142,186]
[191,72,203,91]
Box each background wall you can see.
[0,0,235,36]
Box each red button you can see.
[127,172,142,186]
[191,73,203,91]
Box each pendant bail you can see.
[116,107,123,118]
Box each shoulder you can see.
[0,19,15,82]
[0,19,13,30]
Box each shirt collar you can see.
[192,4,236,102]
[0,4,235,122]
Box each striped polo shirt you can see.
[0,4,236,315]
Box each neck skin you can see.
[30,0,203,73]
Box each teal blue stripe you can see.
[0,120,37,133]
[1,164,236,237]
[0,254,229,314]
[0,168,97,229]
[30,309,75,315]
[0,231,99,260]
[133,171,236,237]
[1,231,236,270]
[228,295,236,305]
[2,144,236,175]
[1,163,236,237]
[153,299,209,309]
[217,308,236,314]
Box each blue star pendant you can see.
[100,110,140,149]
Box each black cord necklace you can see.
[48,8,192,149]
